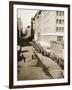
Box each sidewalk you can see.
[32,48,64,79]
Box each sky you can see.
[17,9,38,32]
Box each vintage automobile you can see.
[37,42,53,57]
[33,41,53,57]
[57,57,64,69]
[42,47,52,57]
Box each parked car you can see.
[42,47,52,56]
[57,57,64,69]
[37,42,53,57]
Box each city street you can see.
[17,46,50,80]
[17,9,64,81]
[17,45,63,80]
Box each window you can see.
[56,11,61,16]
[56,19,58,24]
[60,19,61,24]
[59,27,61,32]
[56,11,64,16]
[61,11,64,16]
[56,11,58,16]
[56,27,58,32]
[56,27,62,32]
[62,27,64,32]
[57,36,63,41]
[56,19,64,24]
[60,11,61,16]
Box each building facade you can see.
[34,10,64,43]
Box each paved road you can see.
[17,46,50,80]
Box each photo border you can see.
[9,1,70,89]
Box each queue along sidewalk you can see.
[32,47,64,79]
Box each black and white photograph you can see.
[17,9,64,80]
[9,1,70,88]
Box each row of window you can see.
[56,11,64,16]
[57,36,63,41]
[56,27,64,32]
[56,19,64,24]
